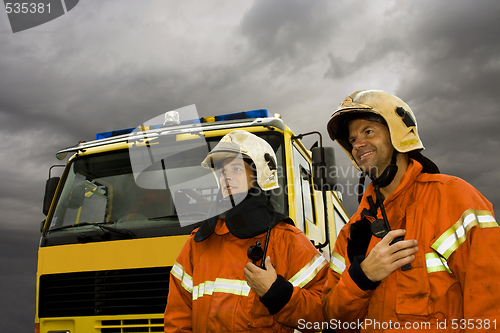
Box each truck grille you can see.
[99,318,164,332]
[39,267,171,318]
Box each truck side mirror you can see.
[43,177,60,216]
[311,147,337,191]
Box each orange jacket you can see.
[322,159,499,332]
[165,220,328,332]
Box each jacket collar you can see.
[381,158,422,206]
[214,219,229,236]
[354,159,423,221]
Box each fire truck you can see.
[36,108,349,332]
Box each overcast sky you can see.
[1,0,499,330]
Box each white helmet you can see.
[201,130,279,191]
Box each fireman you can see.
[164,130,328,332]
[322,90,499,332]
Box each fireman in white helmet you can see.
[165,130,328,332]
[322,90,499,331]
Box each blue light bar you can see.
[95,109,271,140]
[96,127,135,140]
[214,109,271,121]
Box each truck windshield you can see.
[47,133,285,240]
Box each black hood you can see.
[194,188,292,241]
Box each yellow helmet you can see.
[327,90,424,171]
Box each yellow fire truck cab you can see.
[36,109,349,333]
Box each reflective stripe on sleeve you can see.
[192,281,214,301]
[425,252,453,274]
[171,261,193,293]
[329,251,346,275]
[288,253,328,288]
[192,278,251,301]
[431,209,497,259]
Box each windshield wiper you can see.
[150,212,207,220]
[149,214,179,220]
[50,221,109,231]
[95,224,136,238]
[50,222,136,238]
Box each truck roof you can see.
[55,110,286,160]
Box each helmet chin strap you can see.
[371,149,399,188]
[357,149,399,203]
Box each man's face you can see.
[219,158,255,198]
[348,118,394,178]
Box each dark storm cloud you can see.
[240,0,337,71]
[396,0,500,215]
[0,1,184,140]
[0,227,39,330]
[0,0,497,225]
[324,36,406,80]
[398,0,500,101]
[320,0,500,216]
[1,1,499,330]
[0,0,263,231]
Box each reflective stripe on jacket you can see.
[322,159,499,332]
[165,220,328,332]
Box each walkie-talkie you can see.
[367,187,411,271]
[247,227,272,269]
